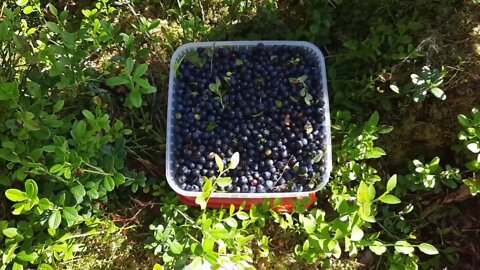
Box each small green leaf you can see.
[112,173,125,185]
[16,0,28,6]
[467,143,480,153]
[380,194,401,204]
[106,76,130,87]
[72,120,86,140]
[62,207,78,222]
[38,264,54,270]
[224,217,237,228]
[126,58,134,73]
[365,147,386,159]
[48,3,58,16]
[5,189,27,202]
[275,100,283,108]
[302,217,316,234]
[216,177,232,188]
[23,5,34,14]
[395,240,415,254]
[236,211,249,220]
[82,110,96,123]
[389,84,400,93]
[134,63,148,78]
[48,210,61,229]
[195,195,207,209]
[25,179,38,199]
[457,114,470,127]
[214,153,224,172]
[0,82,19,100]
[304,121,313,135]
[313,151,324,163]
[386,174,397,191]
[298,75,308,83]
[70,184,86,204]
[16,251,38,262]
[367,111,379,127]
[12,262,23,270]
[357,182,370,203]
[128,89,142,108]
[418,243,438,255]
[45,22,61,33]
[0,148,20,162]
[369,241,387,255]
[229,152,240,169]
[53,100,65,113]
[206,122,217,131]
[351,225,364,241]
[430,87,446,100]
[3,228,18,238]
[103,176,115,192]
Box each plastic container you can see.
[167,41,332,211]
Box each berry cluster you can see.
[171,43,328,193]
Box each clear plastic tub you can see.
[166,41,332,208]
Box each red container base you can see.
[178,193,316,212]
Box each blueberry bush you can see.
[1,0,480,269]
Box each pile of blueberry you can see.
[171,43,328,193]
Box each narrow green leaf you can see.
[128,89,142,108]
[106,76,130,87]
[395,240,415,254]
[214,153,224,172]
[23,5,34,14]
[224,217,237,228]
[236,211,249,220]
[430,87,446,100]
[103,176,115,192]
[53,100,64,113]
[369,241,387,255]
[16,251,38,262]
[367,111,379,127]
[48,210,61,229]
[216,177,232,188]
[357,182,369,203]
[380,194,401,204]
[25,179,38,199]
[3,228,18,238]
[112,173,125,185]
[418,243,439,255]
[16,0,28,6]
[351,225,364,241]
[126,58,134,73]
[5,189,27,202]
[457,114,470,127]
[228,152,240,169]
[302,217,316,234]
[62,207,78,222]
[134,63,148,78]
[70,184,86,204]
[389,84,400,93]
[386,174,397,191]
[467,142,480,153]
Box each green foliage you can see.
[393,66,446,102]
[0,0,157,268]
[1,0,478,269]
[456,108,480,194]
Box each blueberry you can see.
[265,180,274,189]
[173,45,327,193]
